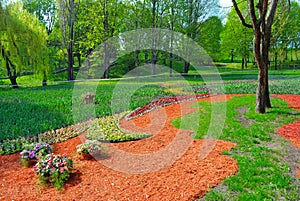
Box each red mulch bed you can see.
[1,94,241,200]
[274,94,300,178]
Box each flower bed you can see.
[33,153,73,190]
[125,93,210,120]
[20,142,52,167]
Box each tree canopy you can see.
[0,1,49,87]
[0,0,299,87]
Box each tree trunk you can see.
[274,52,278,70]
[103,0,110,79]
[10,76,18,89]
[256,68,266,113]
[4,51,19,88]
[103,42,110,79]
[169,53,173,77]
[67,0,75,81]
[42,71,47,86]
[254,28,267,113]
[135,50,140,70]
[67,46,74,80]
[242,56,245,70]
[151,0,157,76]
[295,44,298,61]
[265,69,271,108]
[76,52,81,67]
[151,53,157,76]
[184,62,190,74]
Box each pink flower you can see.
[59,167,64,173]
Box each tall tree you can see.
[232,0,285,113]
[57,0,80,81]
[271,1,300,66]
[181,0,219,73]
[220,5,253,67]
[22,0,56,35]
[198,16,223,62]
[0,2,49,88]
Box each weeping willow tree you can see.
[0,2,49,88]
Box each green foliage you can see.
[86,113,151,142]
[197,16,223,61]
[220,4,253,63]
[0,2,49,85]
[22,0,56,34]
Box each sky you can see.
[220,0,233,8]
[219,0,233,23]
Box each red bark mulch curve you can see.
[274,94,300,178]
[1,94,240,200]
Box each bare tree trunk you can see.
[242,56,245,70]
[151,0,157,76]
[103,0,110,79]
[295,44,299,61]
[2,47,19,88]
[184,62,190,74]
[169,52,173,77]
[67,0,75,81]
[42,71,47,86]
[274,52,278,70]
[253,29,266,113]
[103,42,110,79]
[169,1,175,77]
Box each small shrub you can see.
[20,142,52,167]
[76,140,103,155]
[33,153,73,190]
[86,113,151,142]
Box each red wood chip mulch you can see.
[1,94,240,200]
[274,94,300,178]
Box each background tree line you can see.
[0,0,299,88]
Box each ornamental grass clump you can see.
[20,142,52,167]
[33,153,73,190]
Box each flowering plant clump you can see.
[20,142,52,167]
[76,140,102,155]
[33,153,73,190]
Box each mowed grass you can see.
[0,81,171,141]
[172,95,300,200]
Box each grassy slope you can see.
[172,95,300,200]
